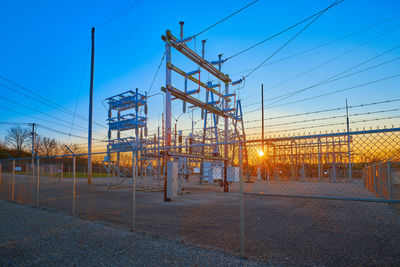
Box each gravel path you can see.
[0,200,262,267]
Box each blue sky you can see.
[1,0,400,150]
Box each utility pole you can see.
[88,27,95,185]
[346,99,352,182]
[31,123,36,177]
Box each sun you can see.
[258,150,264,157]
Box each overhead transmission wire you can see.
[0,95,105,138]
[246,72,400,114]
[258,51,400,108]
[260,23,400,97]
[0,75,107,129]
[0,84,105,137]
[261,34,400,106]
[243,0,343,79]
[96,0,143,29]
[148,52,166,95]
[68,43,91,142]
[229,12,400,78]
[245,108,400,128]
[244,98,400,123]
[191,0,259,38]
[0,105,105,138]
[246,116,400,136]
[244,54,400,109]
[225,0,344,62]
[167,97,400,133]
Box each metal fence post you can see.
[239,144,244,257]
[61,163,63,181]
[72,155,76,216]
[132,150,136,231]
[387,161,392,199]
[378,165,382,197]
[12,160,15,201]
[0,162,2,184]
[36,157,40,207]
[372,165,376,193]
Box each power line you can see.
[246,116,400,136]
[0,95,105,136]
[148,52,166,95]
[243,0,343,79]
[96,0,143,29]
[38,124,103,141]
[0,75,107,129]
[244,108,400,128]
[244,98,400,123]
[264,52,400,107]
[0,106,106,139]
[69,42,91,142]
[229,12,400,78]
[226,0,344,62]
[246,72,400,114]
[261,25,400,97]
[192,0,259,38]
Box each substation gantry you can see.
[104,89,148,188]
[161,22,248,199]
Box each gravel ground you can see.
[2,175,400,266]
[0,199,262,266]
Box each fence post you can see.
[61,163,63,181]
[132,150,136,231]
[387,161,392,199]
[0,162,2,184]
[12,160,15,201]
[378,165,383,197]
[239,144,244,258]
[372,165,376,193]
[36,157,40,207]
[72,155,76,216]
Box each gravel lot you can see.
[1,174,400,266]
[0,199,262,266]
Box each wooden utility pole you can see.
[88,27,95,185]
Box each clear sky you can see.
[1,0,400,150]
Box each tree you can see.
[41,137,59,156]
[4,126,30,152]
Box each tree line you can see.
[1,126,81,157]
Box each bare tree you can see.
[4,126,30,152]
[41,137,59,156]
[62,143,81,154]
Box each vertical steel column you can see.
[12,160,15,201]
[378,164,382,197]
[88,27,95,185]
[372,165,376,193]
[318,138,321,180]
[36,158,40,207]
[290,141,294,180]
[72,155,76,215]
[132,150,136,230]
[346,100,352,182]
[239,144,244,257]
[387,161,392,199]
[224,82,229,192]
[157,127,161,185]
[164,30,172,201]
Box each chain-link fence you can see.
[0,128,399,265]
